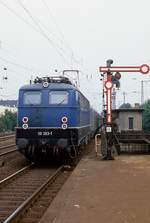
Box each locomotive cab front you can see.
[16,77,81,161]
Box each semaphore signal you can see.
[99,60,150,160]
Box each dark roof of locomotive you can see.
[20,82,77,91]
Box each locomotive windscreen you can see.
[49,91,69,105]
[23,91,41,105]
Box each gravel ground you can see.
[0,152,29,181]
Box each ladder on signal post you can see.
[99,60,150,160]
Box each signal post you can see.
[99,60,149,160]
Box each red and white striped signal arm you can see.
[99,64,150,75]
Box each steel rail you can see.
[0,144,16,150]
[0,148,18,157]
[0,134,15,141]
[0,164,33,189]
[3,165,64,223]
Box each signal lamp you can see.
[22,117,28,123]
[114,72,121,80]
[105,81,113,89]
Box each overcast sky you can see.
[0,0,150,111]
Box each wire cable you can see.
[0,40,49,73]
[0,0,89,80]
[41,0,83,66]
[0,0,40,33]
[0,56,36,72]
[17,0,70,65]
[41,0,74,54]
[0,0,70,66]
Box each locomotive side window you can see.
[23,91,41,105]
[49,91,69,105]
[76,91,80,105]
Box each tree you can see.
[142,100,150,131]
[0,110,17,132]
[119,103,132,109]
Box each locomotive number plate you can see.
[37,131,53,136]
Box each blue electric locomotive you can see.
[16,76,99,161]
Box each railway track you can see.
[0,134,16,158]
[0,144,17,158]
[0,135,15,149]
[0,134,15,142]
[0,164,68,223]
[0,140,93,223]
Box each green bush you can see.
[0,110,17,132]
[142,100,150,131]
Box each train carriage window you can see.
[49,91,69,105]
[23,91,41,105]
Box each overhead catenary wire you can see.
[0,42,48,73]
[0,0,90,84]
[0,66,31,79]
[18,6,70,59]
[0,0,41,33]
[41,0,68,44]
[0,38,56,74]
[17,0,71,66]
[80,70,96,80]
[0,41,20,60]
[0,0,61,72]
[41,0,74,55]
[41,0,78,62]
[0,0,70,66]
[0,56,38,72]
[0,1,98,104]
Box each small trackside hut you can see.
[112,106,150,153]
[112,105,144,132]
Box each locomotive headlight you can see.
[22,117,28,123]
[61,116,68,123]
[22,123,28,129]
[62,124,68,130]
